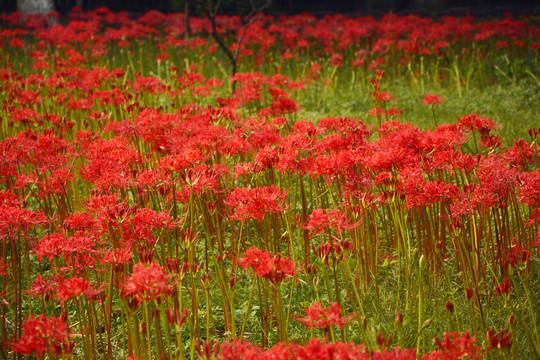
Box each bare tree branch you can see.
[185,0,191,38]
[195,0,271,92]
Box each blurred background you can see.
[1,0,539,16]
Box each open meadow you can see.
[1,7,540,359]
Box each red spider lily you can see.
[55,276,102,304]
[519,170,540,206]
[84,194,137,224]
[423,332,484,360]
[271,97,299,116]
[398,167,460,208]
[529,127,540,140]
[130,207,180,244]
[9,108,39,126]
[33,231,98,264]
[102,247,133,267]
[233,162,263,179]
[272,338,415,360]
[120,262,175,302]
[479,133,502,150]
[309,151,356,178]
[159,149,206,173]
[423,94,444,106]
[504,139,536,169]
[225,185,288,221]
[217,339,261,360]
[317,116,371,138]
[63,211,98,232]
[476,156,519,208]
[302,208,358,237]
[248,125,281,150]
[136,168,172,190]
[458,113,499,133]
[184,163,228,195]
[238,247,298,283]
[255,145,281,169]
[330,53,344,67]
[81,137,141,190]
[11,314,74,358]
[0,190,49,240]
[274,134,315,174]
[27,274,56,301]
[296,302,355,329]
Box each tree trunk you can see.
[185,0,191,38]
[17,0,55,15]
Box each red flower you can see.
[11,314,74,358]
[130,207,179,244]
[27,274,56,301]
[329,53,344,67]
[423,94,443,106]
[271,97,299,116]
[296,302,355,329]
[218,339,261,360]
[519,170,540,206]
[121,262,174,302]
[423,332,484,360]
[458,113,498,133]
[238,247,298,283]
[55,276,102,304]
[225,185,288,221]
[81,137,141,190]
[302,208,358,238]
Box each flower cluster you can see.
[424,332,484,360]
[302,208,358,237]
[1,7,539,359]
[296,302,355,329]
[11,315,74,358]
[238,247,298,283]
[121,262,174,302]
[225,185,288,221]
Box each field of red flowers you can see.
[1,7,539,359]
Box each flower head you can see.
[424,332,484,360]
[225,185,288,221]
[11,315,74,358]
[296,302,355,329]
[423,94,444,106]
[238,247,298,283]
[121,262,174,302]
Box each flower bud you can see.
[395,312,403,329]
[466,287,473,300]
[376,333,386,347]
[140,321,147,334]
